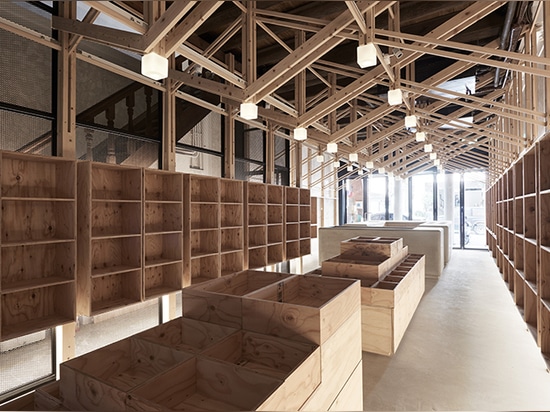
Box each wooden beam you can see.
[164,1,223,56]
[143,1,196,54]
[168,68,245,100]
[244,1,381,103]
[0,16,61,50]
[298,1,503,127]
[68,7,99,54]
[52,16,144,52]
[346,1,368,34]
[84,0,147,33]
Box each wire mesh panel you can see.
[175,151,222,177]
[0,27,52,114]
[0,330,54,400]
[76,126,160,168]
[235,158,264,182]
[0,110,53,154]
[178,111,222,152]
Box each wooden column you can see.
[56,323,75,375]
[294,30,306,188]
[224,54,236,179]
[265,122,275,184]
[545,2,550,128]
[162,56,176,172]
[56,1,76,159]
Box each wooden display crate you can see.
[340,236,404,259]
[360,254,425,355]
[200,330,321,411]
[126,357,284,411]
[34,380,65,411]
[135,316,237,353]
[242,275,360,345]
[60,337,191,411]
[321,244,408,282]
[183,270,292,328]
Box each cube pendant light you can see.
[424,143,433,153]
[405,115,417,128]
[141,52,168,80]
[415,131,426,142]
[388,88,403,106]
[316,154,324,163]
[349,153,358,162]
[294,127,307,141]
[429,152,437,160]
[240,102,258,120]
[327,142,338,153]
[357,43,377,68]
[366,161,374,169]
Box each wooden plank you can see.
[340,236,404,259]
[60,338,191,410]
[300,310,362,411]
[242,275,360,345]
[136,316,237,353]
[328,360,363,411]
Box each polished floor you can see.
[361,248,550,411]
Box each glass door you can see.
[464,171,487,249]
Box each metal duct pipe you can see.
[494,1,518,88]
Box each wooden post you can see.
[265,122,275,184]
[162,56,176,172]
[56,322,75,376]
[56,1,77,159]
[224,54,236,179]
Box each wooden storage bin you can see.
[300,239,311,256]
[321,246,408,282]
[299,188,310,205]
[183,270,292,328]
[190,203,219,230]
[1,242,74,292]
[268,244,284,264]
[300,205,311,222]
[249,226,267,247]
[1,152,75,199]
[286,223,299,240]
[267,184,283,204]
[220,250,245,276]
[135,316,237,353]
[248,181,267,204]
[89,201,141,237]
[144,169,182,202]
[249,246,268,269]
[220,227,243,253]
[286,240,300,260]
[340,236,403,259]
[285,187,299,205]
[220,178,243,203]
[2,199,74,243]
[126,357,284,411]
[60,337,191,411]
[359,254,425,355]
[268,204,283,224]
[144,202,182,233]
[144,262,183,300]
[190,255,220,284]
[249,204,267,225]
[1,282,75,340]
[190,229,219,256]
[242,275,360,345]
[201,330,321,410]
[286,205,299,223]
[90,270,142,315]
[267,224,283,244]
[300,222,310,238]
[189,175,219,203]
[221,203,243,227]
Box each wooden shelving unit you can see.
[143,169,184,299]
[77,162,143,316]
[219,178,245,276]
[246,182,267,269]
[266,184,284,265]
[299,188,311,256]
[285,187,300,260]
[311,196,318,239]
[0,151,76,340]
[487,134,550,367]
[184,174,221,285]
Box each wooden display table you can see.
[320,236,425,356]
[30,271,362,411]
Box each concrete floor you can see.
[361,249,550,411]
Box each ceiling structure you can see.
[44,1,546,180]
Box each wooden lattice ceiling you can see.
[43,1,547,179]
